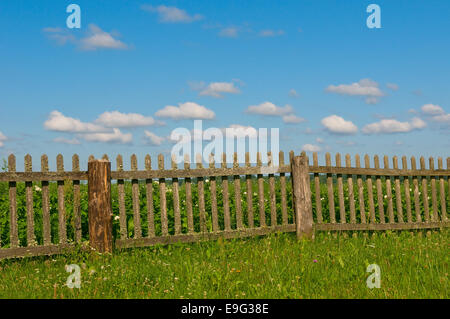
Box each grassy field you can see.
[0,230,448,299]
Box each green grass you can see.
[0,230,448,299]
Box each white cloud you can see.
[326,79,384,104]
[302,144,321,152]
[79,24,128,51]
[199,82,240,98]
[321,115,358,135]
[0,131,7,147]
[258,29,284,37]
[82,128,132,144]
[142,5,203,23]
[431,113,450,124]
[53,137,81,145]
[386,83,399,91]
[282,114,305,124]
[44,111,107,133]
[246,102,293,116]
[421,104,445,115]
[143,130,165,146]
[289,89,299,98]
[96,111,164,128]
[155,102,215,120]
[362,117,426,134]
[222,124,259,139]
[219,27,239,38]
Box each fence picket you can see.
[146,155,155,237]
[197,154,207,233]
[365,155,376,224]
[411,157,422,222]
[326,153,336,224]
[336,153,346,224]
[158,154,168,236]
[438,158,447,221]
[185,155,194,234]
[72,154,82,243]
[402,156,413,223]
[245,152,254,228]
[279,151,288,225]
[131,154,142,238]
[392,156,404,223]
[41,155,51,245]
[210,154,219,231]
[171,155,181,235]
[268,151,277,227]
[8,154,18,248]
[24,154,36,246]
[374,155,385,223]
[116,155,127,240]
[384,156,394,223]
[57,154,67,244]
[429,157,438,222]
[420,157,430,222]
[355,155,366,224]
[222,153,231,231]
[257,152,266,227]
[345,154,356,224]
[233,153,243,229]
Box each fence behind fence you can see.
[0,151,448,259]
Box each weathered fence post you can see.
[88,159,113,253]
[291,154,314,239]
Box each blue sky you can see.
[0,0,449,170]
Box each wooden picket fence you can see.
[0,151,448,260]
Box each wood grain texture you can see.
[72,154,82,243]
[346,154,356,224]
[24,154,36,246]
[172,155,181,235]
[197,154,207,233]
[326,153,336,224]
[402,156,413,223]
[374,155,385,224]
[393,156,404,223]
[420,157,430,222]
[146,155,155,237]
[411,157,422,222]
[233,153,243,229]
[429,157,438,222]
[268,152,277,227]
[438,157,447,221]
[336,153,346,224]
[184,155,194,234]
[257,152,266,227]
[355,155,366,224]
[57,154,67,244]
[158,154,168,236]
[8,154,18,248]
[291,155,313,239]
[41,155,51,245]
[116,155,127,240]
[131,154,142,238]
[210,154,219,232]
[222,153,231,231]
[384,156,394,223]
[279,151,289,225]
[365,155,376,224]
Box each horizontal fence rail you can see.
[0,151,448,260]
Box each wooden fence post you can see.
[88,159,113,253]
[291,155,314,239]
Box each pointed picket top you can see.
[57,154,64,172]
[364,154,370,168]
[24,154,32,172]
[325,152,332,166]
[383,155,389,169]
[345,154,351,168]
[184,153,190,170]
[102,154,109,161]
[392,156,399,169]
[196,153,203,168]
[289,150,294,165]
[145,154,152,171]
[209,153,215,168]
[41,154,49,172]
[402,156,408,170]
[429,157,435,170]
[335,153,341,168]
[72,154,80,171]
[355,154,361,168]
[158,154,164,170]
[419,156,426,170]
[171,153,177,169]
[410,156,417,170]
[116,154,123,171]
[373,155,380,169]
[279,151,285,166]
[8,154,16,172]
[131,154,138,171]
[438,157,443,170]
[88,155,95,162]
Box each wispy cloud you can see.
[142,5,203,23]
[326,79,385,104]
[258,29,284,37]
[219,27,239,38]
[0,131,7,147]
[43,24,128,51]
[96,111,164,128]
[192,81,241,98]
[53,137,81,145]
[362,117,426,134]
[82,128,132,144]
[143,130,165,146]
[155,102,215,120]
[302,144,321,152]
